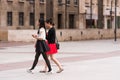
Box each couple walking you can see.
[27,18,63,73]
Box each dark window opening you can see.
[86,19,95,28]
[7,12,12,26]
[30,13,34,26]
[40,13,44,20]
[107,19,111,29]
[74,0,78,5]
[58,14,62,29]
[69,14,75,29]
[40,0,44,2]
[19,12,24,26]
[66,0,70,4]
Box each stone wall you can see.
[8,30,36,42]
[0,30,8,41]
[0,29,120,42]
[56,29,117,41]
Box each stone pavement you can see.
[0,39,120,80]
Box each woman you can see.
[40,18,63,73]
[27,19,52,73]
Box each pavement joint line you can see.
[0,51,120,71]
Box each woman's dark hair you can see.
[37,19,46,34]
[45,18,54,26]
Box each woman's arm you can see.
[32,34,43,40]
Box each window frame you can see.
[7,12,12,26]
[19,12,24,26]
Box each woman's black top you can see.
[46,27,56,44]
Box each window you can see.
[86,20,95,28]
[7,0,13,2]
[74,0,78,5]
[69,14,75,29]
[85,2,90,7]
[19,12,24,26]
[107,19,111,29]
[39,0,45,4]
[58,0,63,6]
[66,0,70,4]
[30,13,34,26]
[29,0,34,4]
[19,0,25,3]
[7,12,12,26]
[58,0,62,4]
[58,14,62,29]
[40,13,44,20]
[40,0,44,2]
[117,16,120,28]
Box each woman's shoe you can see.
[48,69,52,72]
[27,69,33,74]
[56,69,64,73]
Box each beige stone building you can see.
[79,0,98,29]
[0,0,120,30]
[103,0,120,29]
[0,0,79,30]
[0,0,47,29]
[80,0,120,29]
[1,0,120,41]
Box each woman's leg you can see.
[42,53,52,72]
[30,52,41,70]
[50,54,63,72]
[40,55,50,72]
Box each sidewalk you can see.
[0,39,120,80]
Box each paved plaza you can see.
[0,39,120,80]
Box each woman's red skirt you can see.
[47,43,58,54]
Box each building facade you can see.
[0,0,46,29]
[0,0,120,30]
[1,0,120,41]
[103,0,120,29]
